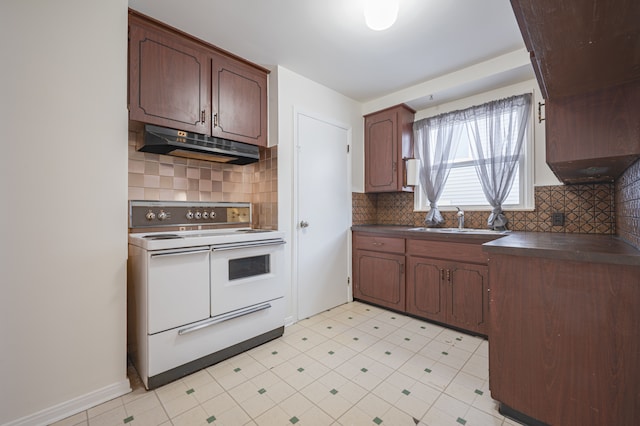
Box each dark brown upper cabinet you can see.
[211,52,267,146]
[510,0,640,183]
[128,10,268,147]
[364,104,415,193]
[511,0,640,100]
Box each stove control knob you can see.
[157,210,168,221]
[210,211,216,218]
[194,211,202,219]
[186,211,194,220]
[145,210,156,221]
[202,212,209,219]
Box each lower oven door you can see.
[210,239,285,316]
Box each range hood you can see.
[139,124,260,165]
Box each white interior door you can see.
[296,111,350,320]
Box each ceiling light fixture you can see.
[364,0,399,31]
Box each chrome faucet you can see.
[456,207,464,229]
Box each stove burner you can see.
[142,234,183,240]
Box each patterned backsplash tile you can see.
[616,159,640,249]
[353,184,616,235]
[128,123,278,229]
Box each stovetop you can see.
[129,228,284,250]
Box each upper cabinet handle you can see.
[213,113,219,128]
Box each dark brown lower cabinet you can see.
[353,249,405,311]
[488,253,640,425]
[406,256,489,335]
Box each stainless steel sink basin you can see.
[408,227,510,235]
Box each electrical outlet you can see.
[552,212,565,226]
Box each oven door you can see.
[148,247,211,334]
[210,239,285,316]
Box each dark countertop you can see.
[482,232,640,266]
[351,224,507,243]
[352,225,640,266]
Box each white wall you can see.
[0,1,130,425]
[271,66,362,323]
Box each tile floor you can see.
[52,302,521,426]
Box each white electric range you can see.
[128,200,285,389]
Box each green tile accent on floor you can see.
[402,389,411,396]
[258,388,266,394]
[442,351,449,355]
[186,388,195,395]
[475,389,483,395]
[348,316,353,319]
[328,351,335,355]
[302,337,308,341]
[456,337,462,341]
[289,416,299,424]
[457,417,467,424]
[361,368,368,373]
[353,337,359,341]
[424,368,432,373]
[327,326,332,329]
[373,416,383,425]
[234,367,241,372]
[297,367,305,372]
[123,416,134,424]
[374,326,379,329]
[404,337,410,341]
[385,351,391,355]
[330,389,338,395]
[207,415,216,423]
[272,351,278,355]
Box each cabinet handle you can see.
[372,242,383,246]
[447,269,451,282]
[201,110,206,123]
[440,269,445,281]
[213,113,218,128]
[392,161,397,172]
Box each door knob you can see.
[299,221,309,228]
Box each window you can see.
[414,94,533,213]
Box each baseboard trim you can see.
[3,379,131,426]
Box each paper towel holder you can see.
[404,158,419,187]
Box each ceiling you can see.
[127,0,534,110]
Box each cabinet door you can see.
[211,53,268,147]
[448,263,488,335]
[353,249,405,311]
[406,256,446,323]
[365,109,398,192]
[129,19,211,134]
[364,105,415,193]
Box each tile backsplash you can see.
[353,183,616,235]
[616,159,640,249]
[128,123,278,229]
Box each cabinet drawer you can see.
[406,239,487,264]
[354,233,404,253]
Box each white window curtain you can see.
[464,93,532,230]
[413,111,464,226]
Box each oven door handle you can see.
[177,303,272,335]
[211,238,286,252]
[150,248,211,258]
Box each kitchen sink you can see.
[408,227,511,235]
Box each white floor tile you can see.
[55,301,509,426]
